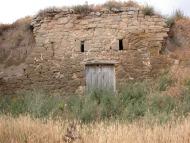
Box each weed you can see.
[66,95,83,119]
[72,4,92,15]
[174,9,185,20]
[37,7,62,17]
[0,90,64,118]
[166,16,175,28]
[104,1,122,10]
[120,83,148,120]
[166,9,186,27]
[158,73,173,91]
[124,0,139,8]
[178,93,190,116]
[2,80,190,123]
[149,95,176,115]
[142,4,155,16]
[80,97,97,123]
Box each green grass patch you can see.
[1,81,190,123]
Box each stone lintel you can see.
[84,60,118,65]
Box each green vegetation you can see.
[166,9,186,27]
[103,0,139,10]
[142,4,155,16]
[123,0,139,8]
[36,1,141,18]
[158,72,173,91]
[1,76,190,124]
[72,4,92,15]
[0,90,64,118]
[174,9,185,20]
[37,7,62,17]
[104,1,123,10]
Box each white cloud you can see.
[0,0,188,24]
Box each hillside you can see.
[0,17,35,81]
[161,18,190,96]
[0,17,34,66]
[167,18,190,65]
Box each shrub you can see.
[0,95,27,116]
[149,95,177,115]
[174,9,185,20]
[25,90,64,118]
[104,1,122,10]
[104,0,140,10]
[120,83,148,120]
[0,90,64,118]
[78,86,148,122]
[178,90,190,116]
[79,97,97,123]
[158,73,173,91]
[142,4,155,16]
[4,79,190,123]
[124,0,139,8]
[66,95,83,119]
[120,83,147,104]
[98,93,119,120]
[66,91,120,123]
[37,7,62,17]
[0,83,148,122]
[66,95,99,123]
[72,4,92,15]
[166,9,186,27]
[123,99,147,121]
[166,16,175,28]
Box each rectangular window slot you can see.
[81,41,85,52]
[119,39,123,50]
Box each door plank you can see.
[86,64,116,94]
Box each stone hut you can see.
[0,5,169,95]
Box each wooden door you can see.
[85,64,116,94]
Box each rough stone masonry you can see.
[0,6,170,95]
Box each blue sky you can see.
[0,0,189,24]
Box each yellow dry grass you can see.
[1,115,190,143]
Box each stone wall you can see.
[0,7,169,95]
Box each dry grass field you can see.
[1,115,190,143]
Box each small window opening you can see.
[81,41,85,52]
[119,39,123,50]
